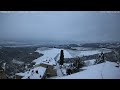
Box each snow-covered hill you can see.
[16,47,119,79]
[67,48,111,57]
[53,61,120,79]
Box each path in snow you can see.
[54,52,64,77]
[56,63,64,77]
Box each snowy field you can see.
[67,48,112,57]
[53,61,120,79]
[71,47,94,51]
[35,47,112,59]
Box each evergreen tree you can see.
[114,50,120,67]
[66,68,72,75]
[59,50,64,66]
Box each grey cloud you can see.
[0,11,120,42]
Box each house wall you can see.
[15,75,23,79]
[0,71,7,79]
[36,63,57,77]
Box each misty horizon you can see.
[0,11,120,43]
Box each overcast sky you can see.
[0,11,120,43]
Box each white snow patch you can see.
[56,63,63,77]
[12,59,24,65]
[61,68,67,75]
[29,53,32,54]
[84,59,96,66]
[16,72,28,77]
[2,63,6,71]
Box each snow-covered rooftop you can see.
[16,66,46,79]
[35,57,56,66]
[33,48,72,65]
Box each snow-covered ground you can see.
[16,66,46,79]
[16,47,114,79]
[79,48,111,57]
[78,50,101,57]
[12,59,24,65]
[84,59,96,66]
[71,47,93,51]
[35,47,51,53]
[53,61,120,79]
[67,48,112,57]
[56,63,64,77]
